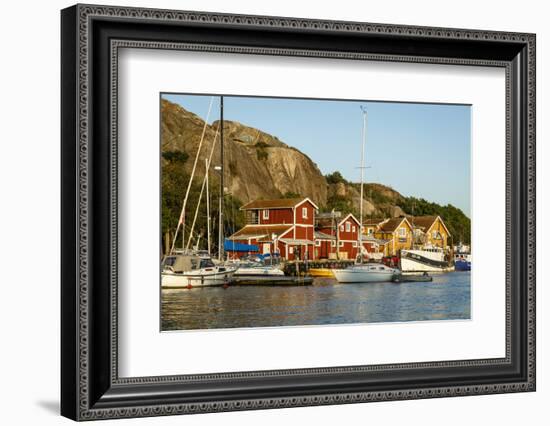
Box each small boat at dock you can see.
[233,262,285,279]
[400,246,454,273]
[161,253,237,288]
[454,253,471,271]
[308,268,335,278]
[333,263,400,283]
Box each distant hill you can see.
[161,99,327,204]
[160,99,470,252]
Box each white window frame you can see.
[432,230,439,239]
[315,240,321,246]
[340,225,344,232]
[345,222,351,232]
[302,207,308,219]
[331,241,336,247]
[262,209,269,220]
[352,241,357,247]
[339,241,344,247]
[398,227,407,237]
[368,228,373,235]
[352,225,356,233]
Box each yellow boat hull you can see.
[308,268,335,278]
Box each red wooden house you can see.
[228,197,319,261]
[316,213,363,260]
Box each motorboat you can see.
[400,246,454,273]
[307,268,335,278]
[161,253,237,288]
[233,261,285,277]
[454,253,471,271]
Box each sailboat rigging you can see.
[161,95,237,288]
[333,106,401,284]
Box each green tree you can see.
[325,171,347,185]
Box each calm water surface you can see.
[161,271,470,331]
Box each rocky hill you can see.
[160,99,470,249]
[161,99,327,204]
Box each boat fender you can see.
[187,284,193,290]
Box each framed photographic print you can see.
[61,4,536,421]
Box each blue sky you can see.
[162,93,471,216]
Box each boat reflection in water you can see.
[161,271,471,331]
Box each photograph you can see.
[160,94,472,331]
[56,3,536,420]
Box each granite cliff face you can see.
[162,99,420,219]
[161,99,471,245]
[161,99,328,205]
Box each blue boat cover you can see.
[224,240,259,252]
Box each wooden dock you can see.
[283,260,355,276]
[232,276,313,286]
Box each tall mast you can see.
[218,96,224,261]
[206,158,211,255]
[169,97,214,254]
[358,107,367,262]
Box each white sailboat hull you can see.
[332,266,398,283]
[161,267,236,288]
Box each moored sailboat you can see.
[162,252,236,288]
[161,95,237,288]
[333,107,402,284]
[333,263,399,283]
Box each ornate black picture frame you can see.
[61,4,536,421]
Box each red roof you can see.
[409,216,438,231]
[378,217,412,233]
[240,197,318,210]
[410,215,450,236]
[229,224,293,240]
[338,213,360,227]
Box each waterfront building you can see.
[362,215,452,257]
[409,215,452,250]
[228,197,318,260]
[316,213,362,260]
[314,230,336,259]
[361,234,390,259]
[363,217,414,256]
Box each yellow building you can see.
[363,218,382,237]
[371,217,414,256]
[410,215,451,249]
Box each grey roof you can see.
[314,230,336,240]
[361,234,391,245]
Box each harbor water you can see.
[161,271,471,331]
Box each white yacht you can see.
[333,263,400,283]
[233,261,285,277]
[400,246,454,273]
[161,253,237,288]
